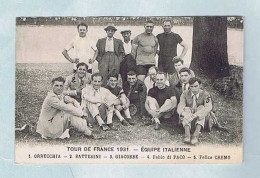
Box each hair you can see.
[91,73,103,81]
[77,22,88,30]
[107,72,119,80]
[76,62,88,70]
[162,19,172,25]
[148,66,159,73]
[127,70,137,76]
[173,58,184,64]
[51,76,65,84]
[179,67,191,75]
[156,71,167,78]
[189,77,202,85]
[145,20,154,24]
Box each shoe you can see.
[100,124,110,131]
[183,136,191,144]
[191,136,199,145]
[126,118,135,125]
[121,120,129,126]
[84,134,95,139]
[144,119,153,126]
[154,123,160,130]
[87,122,93,128]
[107,124,118,131]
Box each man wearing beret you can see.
[119,29,136,85]
[91,24,125,86]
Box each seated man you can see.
[144,66,169,93]
[174,67,193,102]
[123,71,147,120]
[64,62,91,103]
[81,73,121,131]
[36,77,93,139]
[177,77,213,145]
[105,73,134,126]
[169,58,195,87]
[145,72,177,130]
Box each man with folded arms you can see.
[36,77,93,139]
[177,77,213,145]
[145,72,177,130]
[81,73,121,131]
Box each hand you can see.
[73,58,79,63]
[89,58,95,64]
[173,56,182,60]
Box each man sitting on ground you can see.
[81,73,121,131]
[177,77,213,145]
[105,73,134,126]
[36,77,93,139]
[145,72,177,130]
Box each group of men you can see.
[36,20,213,145]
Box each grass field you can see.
[15,63,242,146]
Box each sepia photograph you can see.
[15,16,243,164]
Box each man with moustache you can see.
[62,23,98,73]
[131,20,158,82]
[36,77,93,139]
[156,20,188,75]
[91,24,124,86]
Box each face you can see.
[174,61,183,72]
[92,76,103,90]
[108,77,118,88]
[162,21,172,33]
[78,25,87,37]
[190,81,200,95]
[52,81,64,95]
[156,74,166,89]
[180,71,191,84]
[148,68,157,82]
[77,65,87,78]
[122,32,131,40]
[144,23,154,34]
[127,75,137,86]
[106,29,115,38]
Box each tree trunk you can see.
[190,17,230,79]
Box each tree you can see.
[190,17,230,79]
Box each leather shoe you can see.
[154,123,160,130]
[121,120,129,126]
[100,124,110,131]
[191,136,199,145]
[126,118,135,125]
[107,124,118,131]
[84,134,95,139]
[183,136,191,144]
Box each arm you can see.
[145,96,157,117]
[139,84,147,116]
[194,94,213,119]
[154,37,159,56]
[63,76,77,96]
[90,49,99,64]
[177,93,186,115]
[82,88,103,104]
[174,41,188,60]
[158,96,177,113]
[63,95,81,109]
[118,40,125,64]
[131,36,139,59]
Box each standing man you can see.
[36,77,93,139]
[157,20,188,75]
[81,73,121,131]
[123,71,147,120]
[64,62,91,103]
[177,77,213,145]
[131,20,158,82]
[91,24,124,86]
[62,23,98,73]
[145,72,177,130]
[119,29,136,85]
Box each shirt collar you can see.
[191,92,199,99]
[107,37,113,40]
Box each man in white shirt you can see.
[119,30,136,85]
[81,73,121,131]
[62,23,98,73]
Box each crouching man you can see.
[145,72,177,130]
[177,77,213,145]
[81,73,121,131]
[36,77,93,139]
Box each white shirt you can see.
[65,35,96,69]
[105,37,114,52]
[123,41,132,55]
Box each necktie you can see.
[192,94,197,113]
[183,83,187,92]
[127,85,133,98]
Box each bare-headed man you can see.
[145,72,177,130]
[131,20,158,82]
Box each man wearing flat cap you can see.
[119,29,136,85]
[91,24,125,86]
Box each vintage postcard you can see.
[15,16,243,164]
